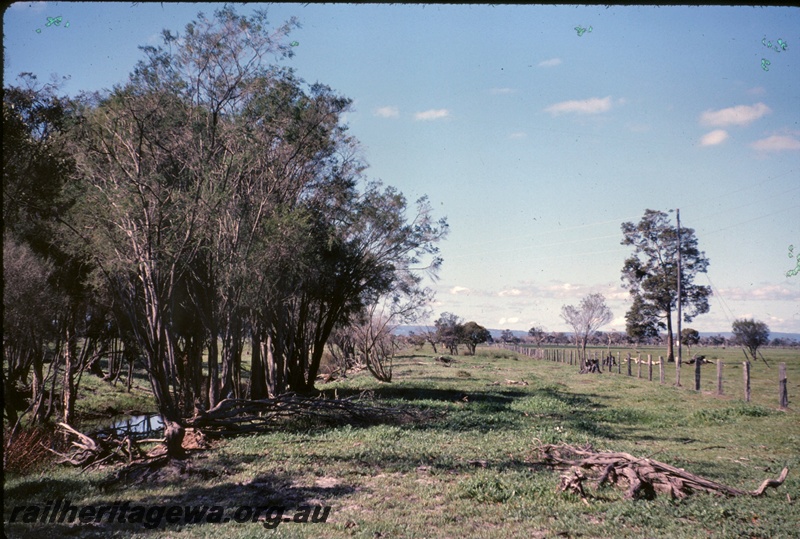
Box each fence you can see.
[494,344,791,410]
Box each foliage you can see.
[461,321,492,355]
[621,209,711,362]
[527,326,547,347]
[731,318,770,362]
[435,312,465,355]
[681,327,700,356]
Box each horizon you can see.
[4,3,799,333]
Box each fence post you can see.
[676,355,681,388]
[659,356,665,384]
[695,355,702,391]
[779,363,788,409]
[648,354,653,381]
[637,355,642,379]
[617,352,621,374]
[627,353,632,376]
[743,361,751,402]
[716,360,723,395]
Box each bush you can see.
[3,424,66,475]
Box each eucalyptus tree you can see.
[732,319,770,365]
[2,76,107,428]
[621,209,711,362]
[66,7,301,455]
[64,6,446,455]
[560,293,613,368]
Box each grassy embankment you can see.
[4,345,799,538]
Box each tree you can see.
[527,326,547,348]
[621,209,711,362]
[625,295,660,347]
[462,321,491,355]
[500,329,518,344]
[435,312,464,355]
[62,6,448,457]
[681,328,700,357]
[560,293,613,368]
[731,319,770,365]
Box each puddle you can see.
[96,414,164,440]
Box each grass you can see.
[4,346,799,538]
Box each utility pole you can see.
[676,208,683,387]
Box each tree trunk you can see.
[665,310,675,363]
[207,336,219,408]
[163,419,186,459]
[250,331,266,399]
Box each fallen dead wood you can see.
[186,393,423,436]
[48,422,147,469]
[535,442,789,500]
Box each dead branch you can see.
[186,393,422,436]
[535,443,789,500]
[49,422,146,469]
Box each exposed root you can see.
[535,442,789,500]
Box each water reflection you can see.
[97,414,164,440]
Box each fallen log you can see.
[535,442,789,500]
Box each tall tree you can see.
[731,319,770,365]
[560,293,613,368]
[65,7,302,456]
[621,209,711,362]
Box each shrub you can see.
[3,424,66,475]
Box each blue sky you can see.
[4,3,800,334]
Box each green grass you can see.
[4,346,799,538]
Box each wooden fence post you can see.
[648,354,653,381]
[637,355,642,379]
[627,353,632,376]
[743,361,751,402]
[659,356,664,384]
[716,360,723,395]
[676,356,681,388]
[779,363,788,409]
[695,355,702,391]
[617,352,621,374]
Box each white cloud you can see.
[699,103,771,127]
[544,96,612,116]
[498,288,523,297]
[718,285,800,302]
[750,135,800,152]
[699,129,729,146]
[414,109,450,121]
[374,106,399,118]
[450,286,471,295]
[538,58,562,68]
[490,87,515,95]
[498,317,520,325]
